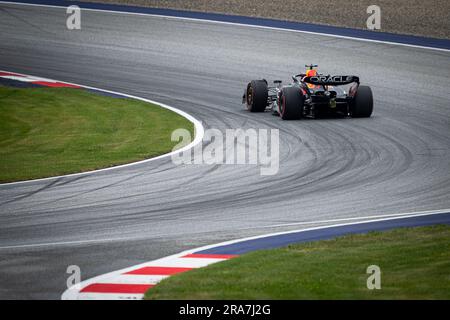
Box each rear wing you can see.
[303,75,359,86]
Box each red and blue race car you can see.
[243,64,373,120]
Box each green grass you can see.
[146,225,450,300]
[0,86,194,182]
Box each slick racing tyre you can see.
[351,85,373,118]
[246,80,268,112]
[280,86,304,120]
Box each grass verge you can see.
[0,86,194,182]
[146,225,450,299]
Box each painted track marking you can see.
[62,209,450,300]
[1,208,448,251]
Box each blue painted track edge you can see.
[196,212,450,254]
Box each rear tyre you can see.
[246,80,268,112]
[280,86,304,120]
[351,85,373,118]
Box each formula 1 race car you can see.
[242,64,373,119]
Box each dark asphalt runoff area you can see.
[0,3,449,299]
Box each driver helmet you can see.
[306,69,317,77]
[305,68,318,89]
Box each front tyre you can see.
[280,86,304,120]
[351,85,373,118]
[246,80,268,112]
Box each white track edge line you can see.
[61,208,449,299]
[1,208,448,250]
[0,69,205,186]
[1,1,449,53]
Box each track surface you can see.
[0,4,449,299]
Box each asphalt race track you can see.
[0,3,449,299]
